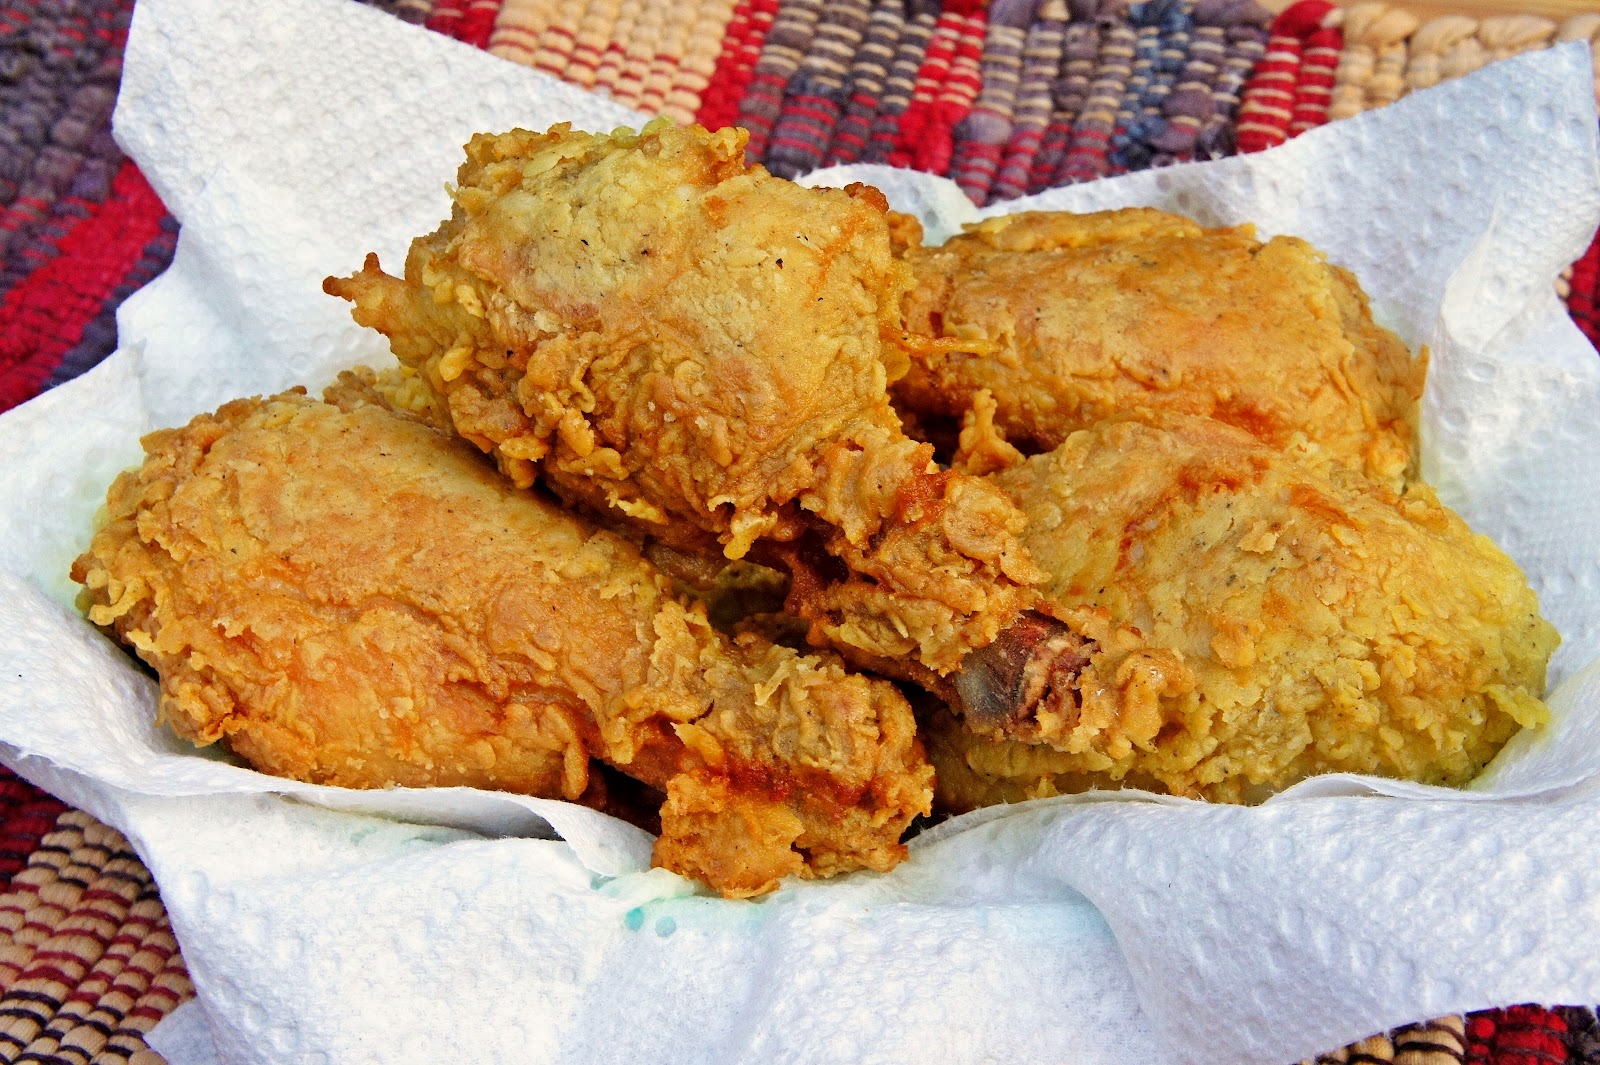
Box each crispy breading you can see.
[333,367,797,633]
[929,414,1557,806]
[324,121,1043,685]
[896,208,1426,487]
[71,388,931,897]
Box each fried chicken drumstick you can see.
[71,382,932,897]
[926,414,1557,807]
[894,209,1426,487]
[326,121,1088,723]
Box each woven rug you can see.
[2,0,1599,1061]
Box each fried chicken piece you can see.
[894,208,1426,487]
[347,365,796,633]
[325,120,1066,714]
[929,414,1556,807]
[71,386,932,897]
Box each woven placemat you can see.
[0,806,191,1065]
[2,0,1599,1061]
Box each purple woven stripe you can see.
[1198,8,1268,157]
[1053,17,1136,185]
[863,0,940,163]
[991,0,1067,200]
[825,0,908,165]
[737,0,825,162]
[949,0,1038,203]
[0,0,130,300]
[766,0,872,178]
[1151,23,1224,159]
[1029,17,1098,192]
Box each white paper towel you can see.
[0,0,1598,1060]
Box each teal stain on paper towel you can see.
[607,867,779,935]
[620,896,763,936]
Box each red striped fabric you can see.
[893,0,984,169]
[1569,229,1600,348]
[1235,0,1338,153]
[1469,1006,1571,1065]
[1288,21,1341,135]
[0,162,168,414]
[0,777,66,886]
[425,0,500,47]
[698,0,780,131]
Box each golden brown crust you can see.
[325,121,1043,679]
[933,414,1557,805]
[895,208,1426,488]
[72,390,931,897]
[296,140,1548,820]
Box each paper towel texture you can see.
[0,0,1598,1060]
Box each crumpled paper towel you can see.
[0,0,1597,1058]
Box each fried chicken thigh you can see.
[71,384,932,897]
[895,209,1426,487]
[927,414,1556,807]
[326,121,1070,711]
